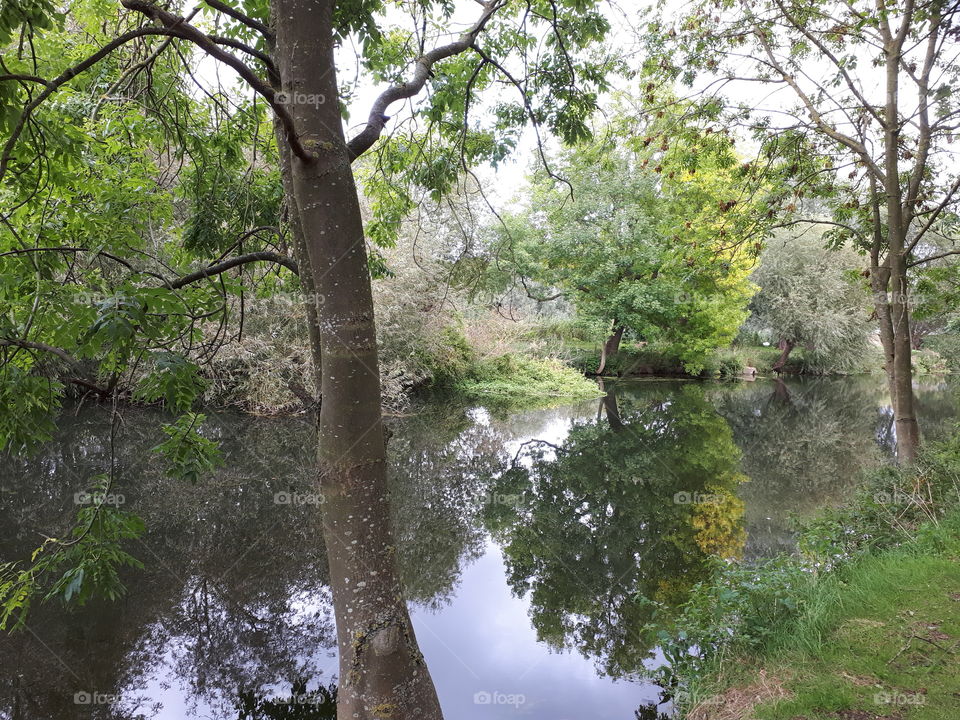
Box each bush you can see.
[912,347,948,374]
[925,333,960,372]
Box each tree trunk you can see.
[271,2,444,718]
[882,41,920,463]
[889,257,920,461]
[596,324,624,375]
[771,338,794,373]
[275,122,323,411]
[598,379,623,431]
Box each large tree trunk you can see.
[271,2,444,718]
[596,324,624,375]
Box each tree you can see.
[488,100,762,374]
[744,228,873,373]
[644,0,960,458]
[0,1,616,717]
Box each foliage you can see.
[0,367,62,453]
[153,413,223,484]
[451,353,600,404]
[0,473,145,630]
[743,229,873,373]
[486,99,763,373]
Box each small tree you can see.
[488,102,763,374]
[745,229,873,373]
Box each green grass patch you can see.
[453,354,602,404]
[749,543,960,720]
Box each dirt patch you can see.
[838,671,879,687]
[828,711,903,720]
[688,670,791,720]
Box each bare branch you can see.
[166,250,298,289]
[346,0,505,162]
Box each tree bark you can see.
[771,338,794,373]
[596,324,624,375]
[274,120,324,411]
[271,2,443,718]
[882,38,920,462]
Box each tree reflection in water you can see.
[484,382,748,678]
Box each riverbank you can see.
[566,343,949,380]
[662,432,960,720]
[691,544,960,719]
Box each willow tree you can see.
[0,0,615,717]
[644,0,960,458]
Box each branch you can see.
[518,276,564,302]
[165,250,298,289]
[906,175,960,253]
[0,338,83,370]
[755,30,886,184]
[771,0,884,128]
[208,34,278,83]
[907,248,960,268]
[120,0,313,162]
[203,0,272,41]
[346,0,504,161]
[905,7,942,221]
[0,338,111,395]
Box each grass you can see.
[707,533,960,720]
[451,354,602,404]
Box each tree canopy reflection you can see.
[484,383,748,677]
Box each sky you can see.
[191,0,960,209]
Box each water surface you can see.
[0,376,956,719]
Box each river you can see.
[0,376,957,719]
